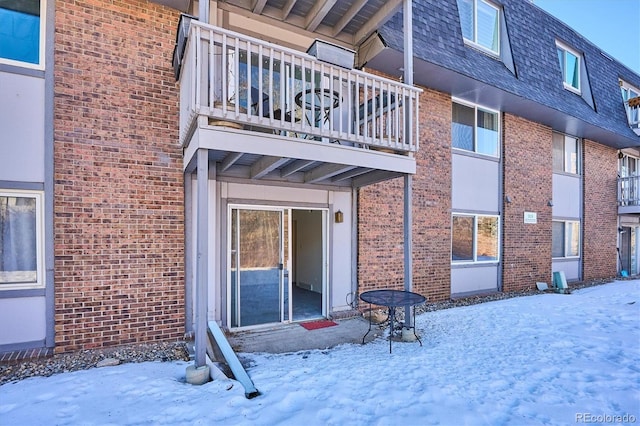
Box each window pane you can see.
[452,216,474,261]
[476,216,498,261]
[452,103,474,151]
[476,109,499,156]
[552,133,564,172]
[552,221,565,257]
[565,50,579,89]
[566,222,580,257]
[476,0,499,52]
[457,0,474,41]
[565,137,578,174]
[0,2,41,65]
[0,196,37,284]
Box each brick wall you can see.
[502,114,553,291]
[582,139,617,281]
[54,0,184,352]
[358,87,451,302]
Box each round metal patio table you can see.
[360,289,426,353]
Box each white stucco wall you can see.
[0,73,45,183]
[0,296,46,345]
[552,259,580,281]
[552,174,581,218]
[452,153,500,212]
[451,265,499,295]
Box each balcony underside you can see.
[183,118,415,188]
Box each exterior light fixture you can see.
[335,210,344,223]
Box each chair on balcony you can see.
[354,92,401,151]
[249,87,270,117]
[357,92,399,124]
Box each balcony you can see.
[618,174,640,214]
[178,21,421,187]
[625,96,640,136]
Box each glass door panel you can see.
[230,208,283,328]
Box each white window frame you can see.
[556,41,581,94]
[620,80,640,126]
[552,220,580,259]
[0,0,46,70]
[458,0,501,56]
[451,213,500,264]
[553,132,580,175]
[0,189,45,290]
[452,98,501,158]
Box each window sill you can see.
[452,147,500,161]
[562,83,582,95]
[552,256,580,261]
[462,39,500,59]
[451,261,500,268]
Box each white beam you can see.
[250,155,289,179]
[332,0,368,37]
[352,0,403,46]
[332,167,373,182]
[281,0,297,20]
[252,0,267,14]
[281,159,316,177]
[304,163,355,183]
[305,0,338,32]
[220,152,244,172]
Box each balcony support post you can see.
[195,148,209,369]
[402,0,415,327]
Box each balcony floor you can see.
[183,118,416,188]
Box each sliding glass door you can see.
[230,208,284,328]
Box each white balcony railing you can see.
[179,21,421,154]
[618,175,640,206]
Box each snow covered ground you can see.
[1,280,639,426]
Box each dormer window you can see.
[556,41,581,93]
[457,0,500,55]
[620,80,639,129]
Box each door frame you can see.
[226,203,329,330]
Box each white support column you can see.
[403,0,415,328]
[403,175,413,326]
[199,0,210,24]
[195,148,209,368]
[184,173,193,335]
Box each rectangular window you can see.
[452,214,499,263]
[556,41,581,92]
[552,220,580,258]
[452,101,499,157]
[0,1,44,68]
[621,80,640,126]
[552,133,579,174]
[457,0,500,54]
[0,190,44,289]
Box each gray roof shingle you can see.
[377,0,640,145]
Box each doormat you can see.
[300,320,338,331]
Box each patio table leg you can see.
[361,302,373,344]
